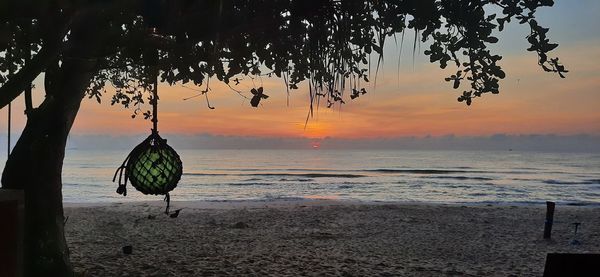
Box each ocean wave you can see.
[425,176,494,181]
[227,182,272,186]
[543,179,596,185]
[268,173,366,178]
[511,178,538,182]
[203,168,340,172]
[340,181,377,185]
[368,169,473,174]
[446,185,471,189]
[468,193,489,197]
[263,195,306,201]
[510,167,541,171]
[279,178,313,182]
[184,172,365,178]
[63,182,104,187]
[183,173,229,176]
[243,178,263,181]
[565,202,595,206]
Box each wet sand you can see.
[64,200,600,276]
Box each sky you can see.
[0,1,599,147]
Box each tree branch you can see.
[0,13,71,109]
[0,42,61,109]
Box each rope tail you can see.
[113,155,131,196]
[164,193,170,215]
[113,136,153,196]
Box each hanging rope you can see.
[24,22,33,114]
[7,102,10,157]
[114,36,183,216]
[151,52,159,134]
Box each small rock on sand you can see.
[232,221,250,229]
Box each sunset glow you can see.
[1,2,598,140]
[66,41,599,139]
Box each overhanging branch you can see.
[0,42,59,109]
[0,12,72,109]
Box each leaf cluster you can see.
[0,0,566,115]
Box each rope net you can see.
[114,132,183,197]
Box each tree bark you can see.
[1,57,96,277]
[0,9,103,276]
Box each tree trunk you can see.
[1,57,95,277]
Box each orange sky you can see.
[1,14,599,139]
[67,40,600,138]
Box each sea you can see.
[48,149,600,206]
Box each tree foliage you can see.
[1,0,567,113]
[0,2,569,276]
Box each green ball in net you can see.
[125,135,183,195]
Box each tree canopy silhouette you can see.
[0,0,566,276]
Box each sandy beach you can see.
[64,201,600,276]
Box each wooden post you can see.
[0,189,24,277]
[544,201,555,239]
